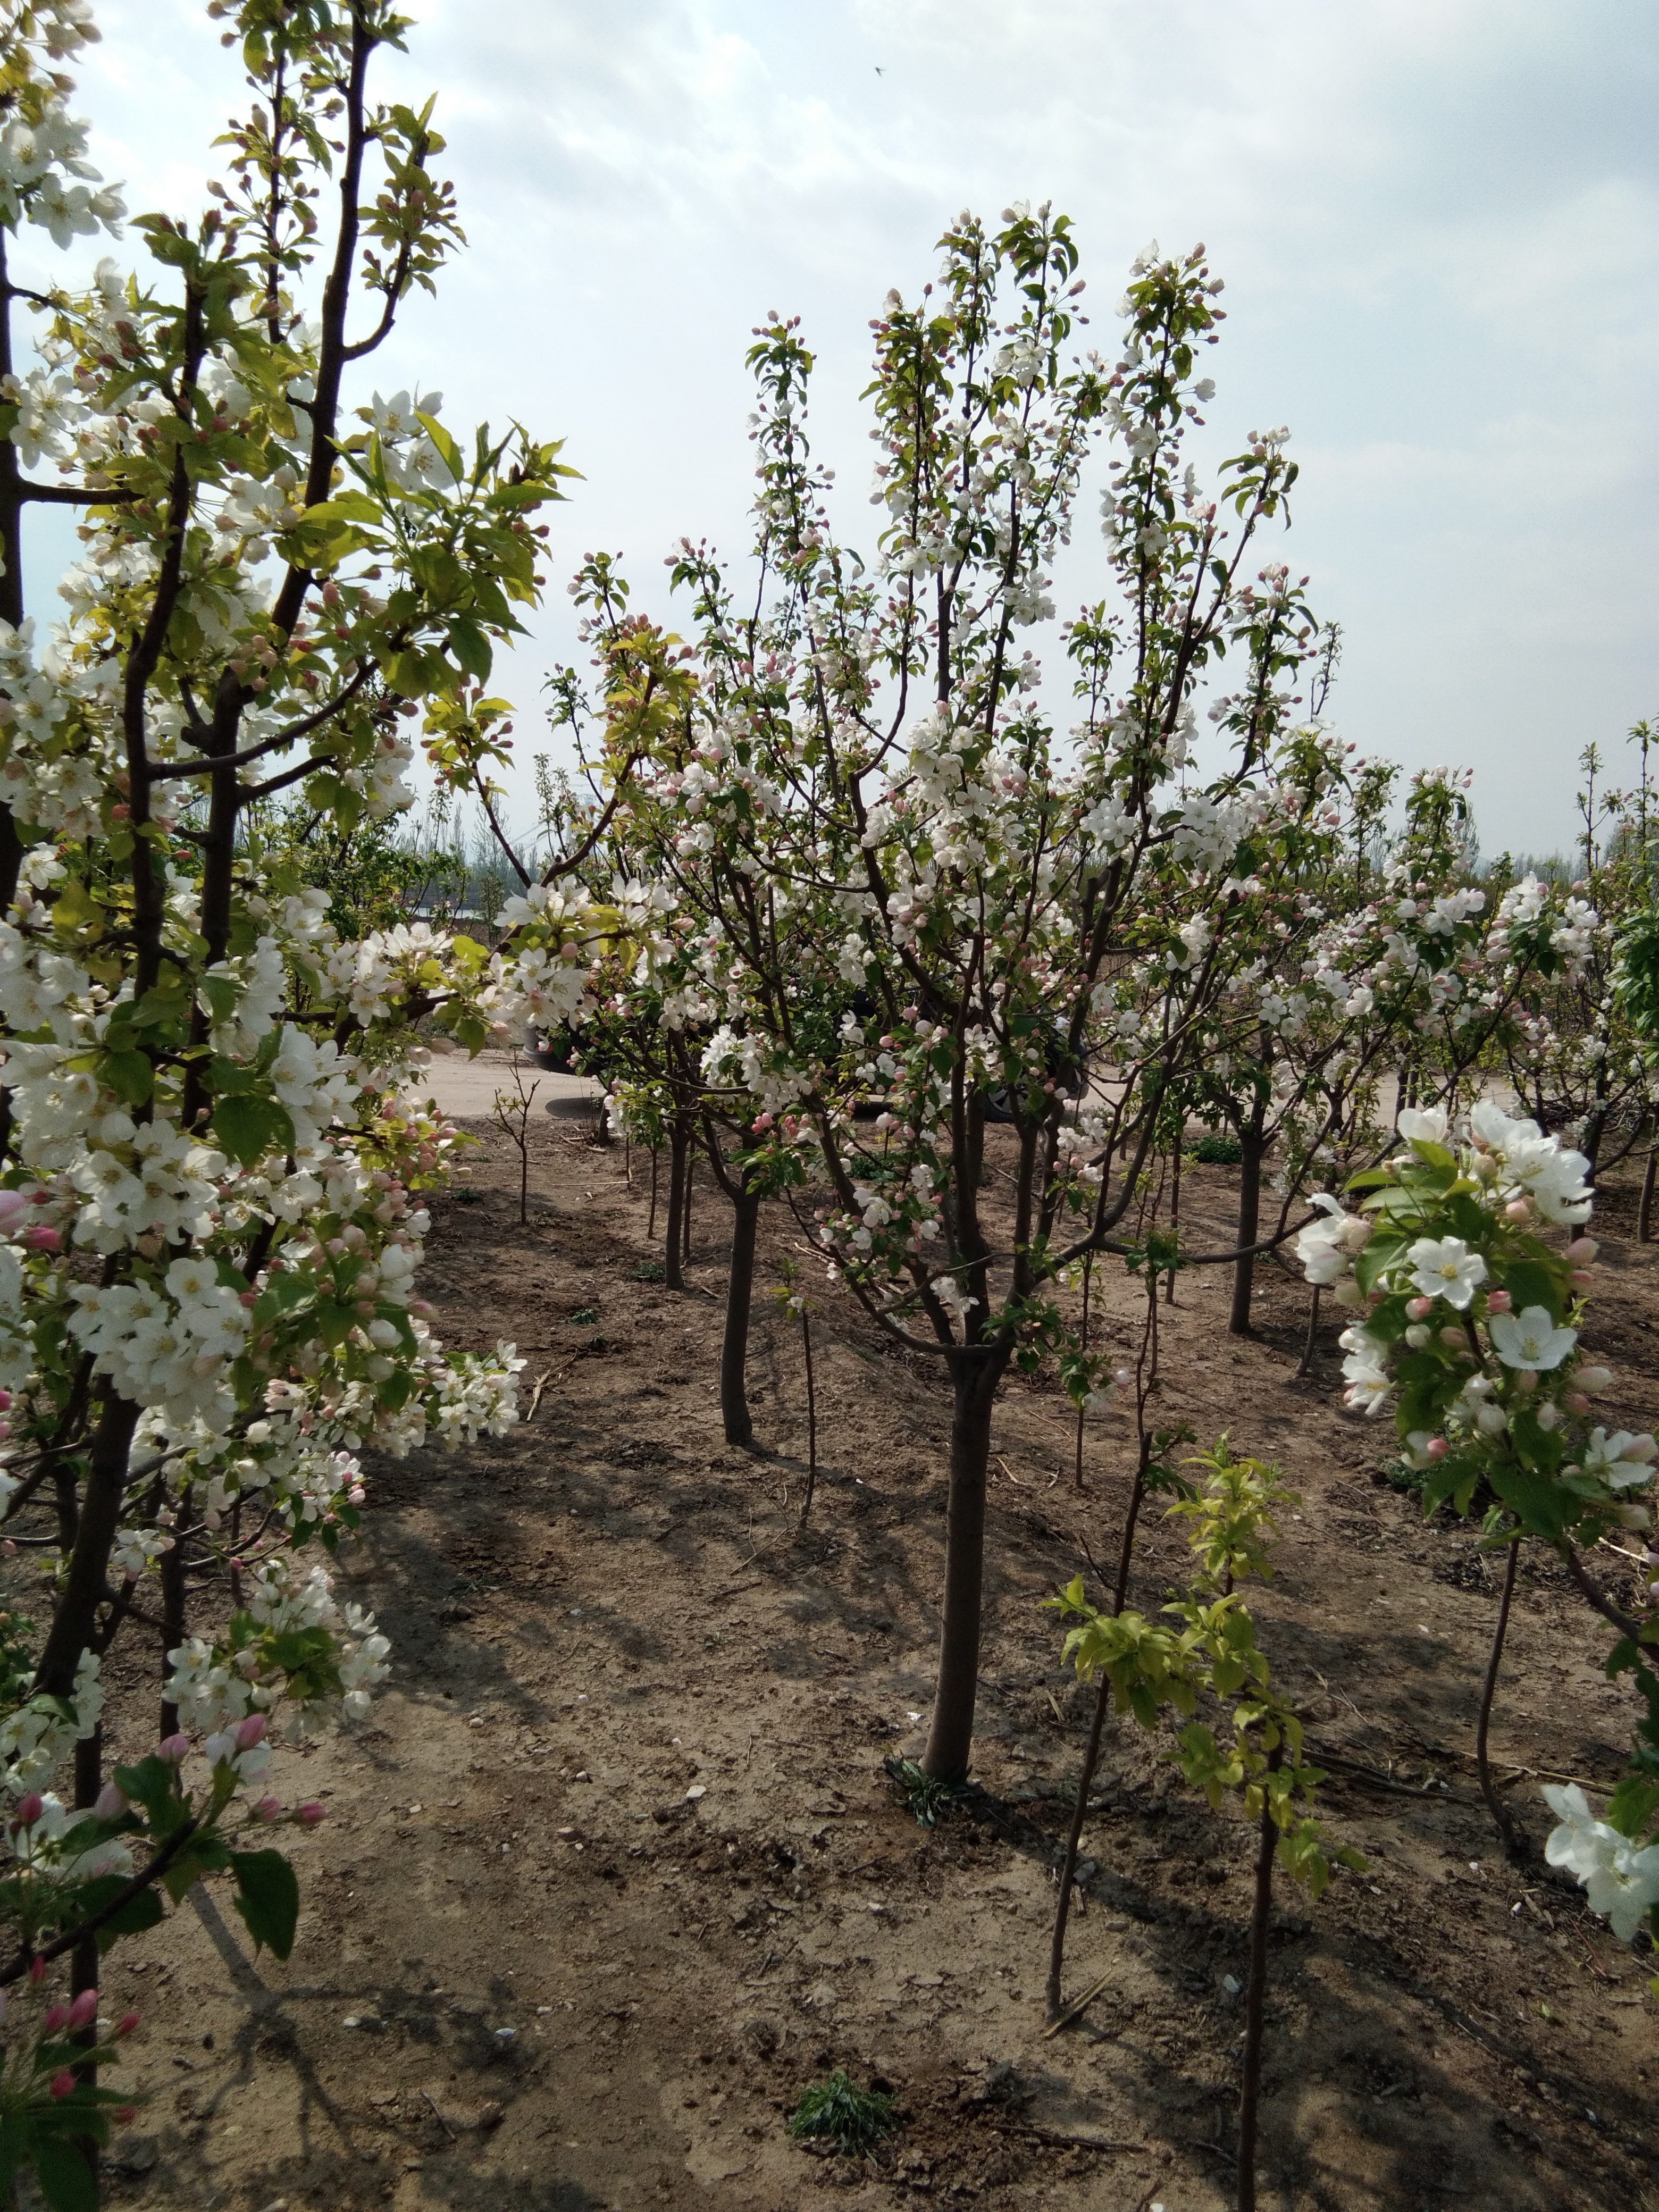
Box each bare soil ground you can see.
[79,1111,1659,2212]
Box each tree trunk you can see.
[1229,1112,1266,1337]
[663,1117,690,1292]
[921,1354,1003,1783]
[158,1491,192,1740]
[1476,1536,1522,1854]
[70,1726,103,2190]
[1237,1744,1284,2212]
[720,1188,761,1447]
[35,1392,140,1698]
[1641,1142,1658,1244]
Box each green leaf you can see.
[1486,1460,1574,1542]
[211,1093,296,1167]
[1355,1233,1407,1296]
[102,1049,153,1107]
[74,1873,166,1949]
[1409,1140,1458,1172]
[198,973,241,1024]
[33,2136,99,2212]
[1497,1259,1563,1325]
[230,1848,300,1959]
[1344,1168,1394,1193]
[447,617,493,680]
[416,410,464,482]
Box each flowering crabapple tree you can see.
[1299,1099,1659,1926]
[595,212,1359,1788]
[0,3,621,2183]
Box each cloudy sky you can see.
[24,0,1658,857]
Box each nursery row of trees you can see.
[0,1,1654,2203]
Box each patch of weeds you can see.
[787,2070,897,2156]
[586,1334,607,1353]
[1381,1455,1427,1497]
[569,1305,600,1324]
[883,1753,969,1828]
[630,1259,667,1282]
[455,1187,484,1206]
[1187,1132,1242,1166]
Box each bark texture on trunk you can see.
[719,1189,761,1447]
[1228,1113,1265,1337]
[920,1355,1003,1783]
[663,1118,690,1292]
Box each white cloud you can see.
[13,0,1655,856]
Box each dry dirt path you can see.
[81,1118,1659,2212]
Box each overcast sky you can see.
[25,0,1658,858]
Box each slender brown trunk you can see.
[648,1146,660,1241]
[0,231,27,916]
[1237,1744,1284,2212]
[1476,1537,1521,1851]
[1114,1431,1152,1614]
[800,1308,818,1518]
[720,1188,760,1447]
[1074,1253,1092,1490]
[921,1354,1003,1783]
[1640,1142,1657,1244]
[663,1119,690,1292]
[158,1492,192,1739]
[70,1726,103,2186]
[1166,1141,1181,1305]
[1229,1112,1266,1337]
[1295,1283,1321,1381]
[35,1393,140,1699]
[1047,1670,1110,2018]
[1049,1427,1153,2009]
[682,1139,693,1264]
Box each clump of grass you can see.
[1187,1131,1243,1166]
[570,1305,600,1323]
[787,2070,897,2156]
[883,1753,969,1828]
[630,1259,666,1282]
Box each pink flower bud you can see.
[43,2003,69,2034]
[1570,1269,1594,1289]
[0,1540,14,1559]
[348,1486,366,1506]
[48,2071,74,2100]
[1578,1365,1614,1394]
[21,1225,60,1252]
[1566,1237,1598,1263]
[115,2104,136,2123]
[1565,1391,1590,1415]
[94,1782,128,1821]
[1426,1437,1449,1461]
[156,1733,190,1765]
[235,1713,267,1750]
[1485,1289,1512,1313]
[296,1800,325,1828]
[29,1956,46,1983]
[1405,1296,1432,1320]
[0,1388,11,1410]
[253,1796,282,1823]
[1504,1199,1532,1222]
[68,1989,98,2031]
[0,1191,29,1231]
[15,1793,43,1826]
[239,1290,258,1308]
[115,2013,139,2039]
